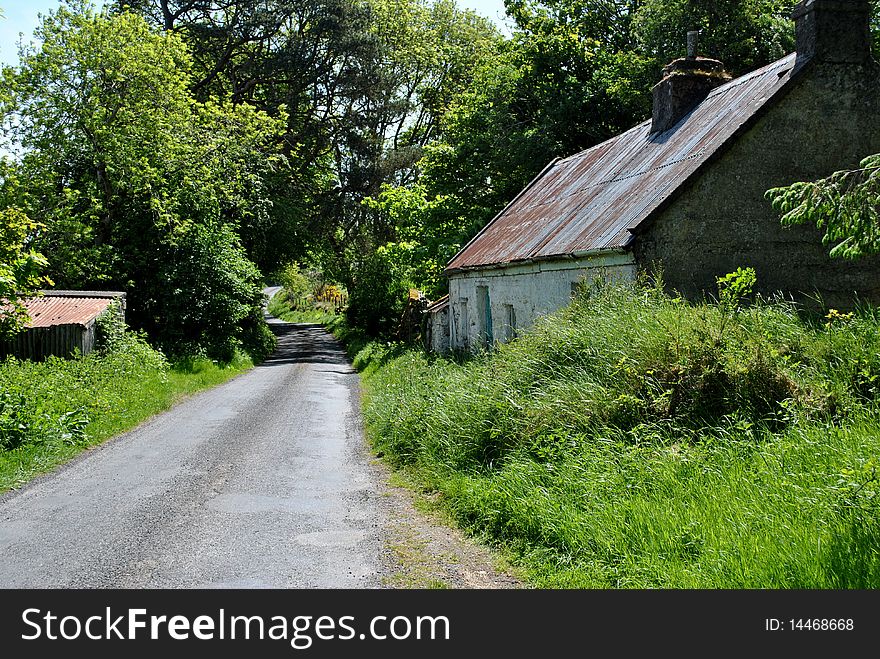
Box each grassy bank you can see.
[0,332,252,493]
[360,282,880,588]
[267,291,338,325]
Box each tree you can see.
[120,0,501,295]
[115,0,388,272]
[632,0,794,78]
[0,205,51,339]
[357,1,654,317]
[766,155,880,260]
[1,2,283,358]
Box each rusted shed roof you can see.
[426,294,449,312]
[23,292,123,328]
[446,53,799,272]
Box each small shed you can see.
[1,290,126,360]
[424,295,450,353]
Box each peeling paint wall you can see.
[427,303,450,352]
[447,251,636,350]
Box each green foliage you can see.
[766,154,880,259]
[152,223,272,361]
[361,184,454,297]
[0,330,253,492]
[277,263,317,302]
[94,299,127,352]
[0,331,164,456]
[632,0,794,77]
[361,282,880,587]
[0,205,52,339]
[121,0,500,281]
[367,0,503,183]
[346,249,413,337]
[716,266,757,312]
[2,4,282,361]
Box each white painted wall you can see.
[427,303,450,352]
[446,250,636,350]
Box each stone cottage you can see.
[436,0,880,352]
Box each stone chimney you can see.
[651,32,731,134]
[792,0,873,64]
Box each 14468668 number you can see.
[790,619,853,631]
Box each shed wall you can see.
[0,321,94,361]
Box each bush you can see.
[151,223,275,362]
[345,251,411,337]
[277,262,315,302]
[0,331,164,452]
[94,300,127,352]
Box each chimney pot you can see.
[651,56,731,134]
[687,31,700,59]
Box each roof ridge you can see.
[705,52,797,99]
[446,50,802,272]
[554,52,798,170]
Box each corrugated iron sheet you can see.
[426,294,449,313]
[0,324,95,360]
[446,53,798,272]
[23,295,114,328]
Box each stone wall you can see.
[635,59,880,309]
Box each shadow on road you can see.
[260,321,350,367]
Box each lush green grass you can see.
[360,282,880,588]
[0,333,253,493]
[267,289,339,325]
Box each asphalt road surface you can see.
[0,291,388,587]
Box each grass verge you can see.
[359,282,880,588]
[0,332,253,493]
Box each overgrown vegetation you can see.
[766,153,880,259]
[0,329,252,493]
[0,206,51,339]
[1,4,279,360]
[360,280,880,587]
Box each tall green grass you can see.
[267,291,338,325]
[0,333,252,492]
[361,283,880,587]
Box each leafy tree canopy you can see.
[632,0,794,77]
[0,204,52,340]
[1,1,283,358]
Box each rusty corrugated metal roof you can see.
[23,294,115,328]
[446,53,799,272]
[426,294,449,312]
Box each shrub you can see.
[345,251,411,337]
[151,223,274,362]
[94,300,127,352]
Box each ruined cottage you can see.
[435,0,880,352]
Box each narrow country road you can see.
[0,289,388,587]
